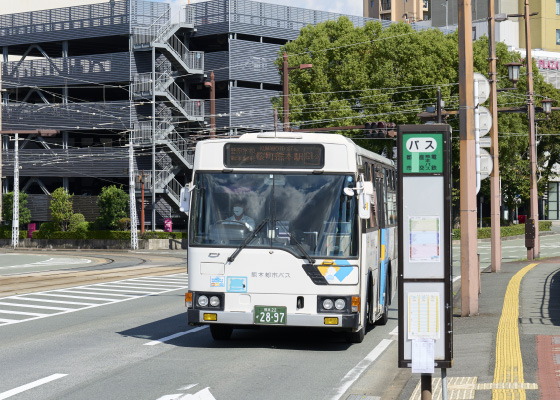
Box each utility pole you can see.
[488,0,502,272]
[204,71,216,137]
[522,0,540,260]
[282,52,290,131]
[281,52,312,132]
[12,133,19,248]
[129,139,138,250]
[140,171,145,234]
[458,0,479,315]
[0,63,3,223]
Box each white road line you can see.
[104,281,178,288]
[0,273,188,327]
[78,286,154,294]
[131,277,187,283]
[38,293,117,302]
[144,326,208,346]
[59,289,133,297]
[0,373,67,400]
[0,309,46,317]
[11,297,97,306]
[97,283,160,291]
[328,339,394,400]
[0,302,71,311]
[135,278,187,283]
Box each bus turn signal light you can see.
[351,296,360,312]
[185,292,193,308]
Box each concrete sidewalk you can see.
[393,256,560,399]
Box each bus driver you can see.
[226,205,255,231]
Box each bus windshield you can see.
[189,173,358,258]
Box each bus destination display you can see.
[224,143,324,168]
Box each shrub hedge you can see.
[32,230,184,240]
[0,226,27,239]
[452,221,553,240]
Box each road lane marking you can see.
[0,309,46,317]
[0,273,188,327]
[0,373,67,399]
[144,326,208,346]
[493,262,539,400]
[82,286,154,294]
[328,338,393,400]
[0,302,71,311]
[156,387,216,400]
[36,293,118,302]
[96,283,161,291]
[59,289,133,297]
[12,297,98,306]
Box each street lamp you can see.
[281,52,312,131]
[541,98,553,115]
[505,62,522,86]
[500,2,540,260]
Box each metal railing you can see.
[133,119,196,168]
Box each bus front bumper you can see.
[187,309,359,328]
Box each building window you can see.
[557,0,560,15]
[557,30,560,45]
[548,182,559,220]
[370,0,375,7]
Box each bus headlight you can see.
[318,296,352,313]
[197,295,209,307]
[209,296,220,307]
[334,299,346,310]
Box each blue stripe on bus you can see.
[379,228,389,307]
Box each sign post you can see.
[397,124,453,397]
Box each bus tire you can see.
[366,274,375,326]
[210,324,233,340]
[376,278,389,326]
[345,327,365,344]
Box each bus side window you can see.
[369,164,378,229]
[374,165,385,228]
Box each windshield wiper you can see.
[275,221,316,265]
[227,218,268,263]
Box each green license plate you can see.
[254,306,287,325]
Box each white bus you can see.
[181,131,398,343]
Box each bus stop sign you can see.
[397,124,453,371]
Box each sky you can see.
[185,0,363,16]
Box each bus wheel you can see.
[376,279,389,326]
[210,324,233,340]
[345,327,365,344]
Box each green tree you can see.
[50,188,74,231]
[2,192,32,227]
[279,18,560,222]
[97,185,129,230]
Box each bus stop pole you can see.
[421,374,432,400]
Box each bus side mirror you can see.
[179,187,190,213]
[358,179,374,220]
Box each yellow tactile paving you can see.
[492,262,539,400]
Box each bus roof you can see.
[194,131,395,171]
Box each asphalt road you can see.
[0,251,401,400]
[2,233,558,400]
[452,232,560,280]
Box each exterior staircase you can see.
[130,4,204,214]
